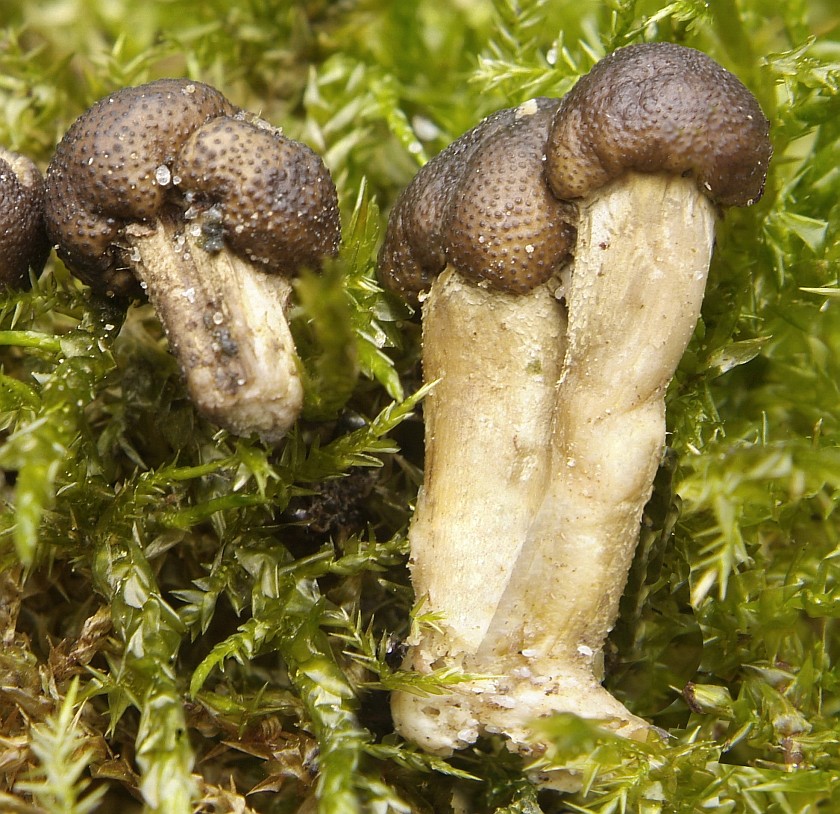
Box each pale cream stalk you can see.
[392,269,566,753]
[125,213,302,443]
[392,173,717,757]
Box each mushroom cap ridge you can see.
[0,148,49,288]
[546,42,772,207]
[174,116,340,275]
[378,98,575,303]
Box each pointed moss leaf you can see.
[765,210,828,252]
[363,743,479,781]
[0,329,62,353]
[294,181,407,412]
[748,770,838,794]
[0,374,40,414]
[801,588,840,618]
[704,336,770,377]
[765,39,840,130]
[135,681,196,814]
[342,181,405,401]
[290,382,432,483]
[148,456,237,485]
[284,613,367,814]
[174,553,242,638]
[10,449,62,564]
[232,441,277,495]
[0,310,117,563]
[624,0,714,39]
[801,286,840,299]
[356,337,405,401]
[683,682,735,716]
[378,665,488,696]
[160,493,269,530]
[90,519,194,813]
[473,0,585,101]
[370,75,428,166]
[14,678,108,814]
[534,713,631,759]
[190,616,271,697]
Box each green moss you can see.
[1,0,839,812]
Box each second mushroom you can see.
[379,43,771,760]
[1,147,49,289]
[45,79,341,442]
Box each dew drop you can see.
[155,164,172,186]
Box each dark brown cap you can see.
[174,116,340,274]
[44,79,339,296]
[0,148,49,288]
[545,42,772,207]
[45,79,233,295]
[378,98,575,303]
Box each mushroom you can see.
[0,147,49,288]
[379,42,771,761]
[44,79,340,441]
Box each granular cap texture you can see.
[445,100,575,294]
[45,78,339,297]
[45,79,234,294]
[175,116,340,274]
[378,106,516,301]
[378,98,574,302]
[546,42,771,207]
[0,148,49,288]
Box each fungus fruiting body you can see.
[379,43,771,765]
[0,147,49,288]
[44,79,341,441]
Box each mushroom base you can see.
[392,174,717,765]
[125,214,303,442]
[394,633,650,789]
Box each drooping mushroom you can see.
[0,147,49,288]
[44,79,340,441]
[379,43,771,760]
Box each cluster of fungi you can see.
[378,42,770,770]
[2,42,770,775]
